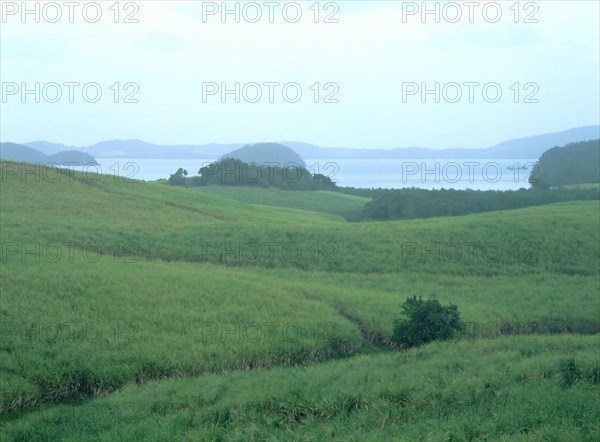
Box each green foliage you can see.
[392,296,464,348]
[0,253,363,414]
[339,139,600,221]
[167,167,188,186]
[170,159,337,190]
[530,139,600,188]
[2,335,599,441]
[195,186,370,220]
[3,161,598,276]
[361,187,599,220]
[560,358,580,387]
[1,161,599,439]
[557,357,600,387]
[564,182,600,190]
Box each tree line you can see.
[529,139,599,188]
[357,187,599,220]
[168,158,337,191]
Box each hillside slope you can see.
[1,160,598,429]
[2,161,598,276]
[195,186,369,220]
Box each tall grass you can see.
[1,161,598,439]
[1,162,598,276]
[2,335,598,441]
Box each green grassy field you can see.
[3,336,599,441]
[193,186,370,220]
[1,163,597,275]
[564,182,600,190]
[1,161,599,440]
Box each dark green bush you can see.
[559,358,579,387]
[168,168,188,186]
[392,296,464,349]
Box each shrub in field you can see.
[392,296,464,348]
[559,358,579,386]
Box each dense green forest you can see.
[529,139,600,188]
[169,158,337,190]
[359,187,599,220]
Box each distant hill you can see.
[49,150,98,165]
[484,126,600,159]
[1,143,49,163]
[0,142,97,165]
[530,139,600,188]
[15,125,600,159]
[24,141,79,156]
[220,143,306,167]
[82,140,244,159]
[285,126,600,159]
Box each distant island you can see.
[167,143,335,190]
[11,125,600,160]
[0,142,97,166]
[220,143,307,167]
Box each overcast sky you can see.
[1,0,599,149]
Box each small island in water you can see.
[0,142,98,166]
[219,142,307,167]
[166,142,336,190]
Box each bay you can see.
[67,158,537,190]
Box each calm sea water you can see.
[70,158,537,190]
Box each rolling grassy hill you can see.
[3,336,599,441]
[1,162,597,276]
[194,186,370,220]
[1,161,598,440]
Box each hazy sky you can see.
[1,0,599,149]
